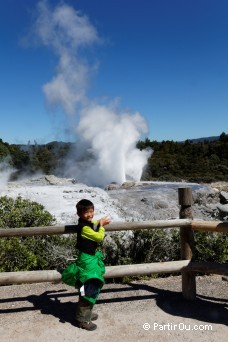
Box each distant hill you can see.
[180,136,220,143]
[18,136,221,147]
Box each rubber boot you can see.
[75,297,97,331]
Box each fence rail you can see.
[0,187,227,301]
[1,260,227,287]
[0,218,227,237]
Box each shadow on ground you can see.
[0,283,227,327]
[128,283,228,326]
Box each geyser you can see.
[32,0,151,186]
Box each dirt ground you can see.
[0,275,227,342]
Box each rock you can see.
[204,203,218,216]
[44,175,78,186]
[141,197,149,204]
[105,183,122,190]
[153,200,168,209]
[210,182,228,192]
[220,191,228,204]
[193,188,219,206]
[121,182,136,189]
[217,203,228,213]
[216,203,228,219]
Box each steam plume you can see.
[33,1,150,186]
[0,158,15,190]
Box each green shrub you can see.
[130,229,172,263]
[0,196,55,228]
[103,228,227,276]
[0,196,76,272]
[194,231,228,264]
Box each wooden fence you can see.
[0,187,227,300]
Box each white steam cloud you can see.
[33,1,150,186]
[34,0,99,114]
[76,104,149,185]
[0,158,15,190]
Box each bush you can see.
[103,227,227,276]
[0,196,55,228]
[103,229,180,267]
[194,231,228,264]
[0,196,76,272]
[130,229,172,263]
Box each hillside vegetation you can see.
[0,132,227,183]
[138,132,228,183]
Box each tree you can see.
[0,140,10,159]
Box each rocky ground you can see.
[1,175,228,224]
[0,275,227,342]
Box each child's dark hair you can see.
[76,199,94,215]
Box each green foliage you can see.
[0,235,77,272]
[139,132,228,182]
[130,229,172,263]
[0,196,55,228]
[0,138,72,178]
[8,145,31,177]
[0,196,76,272]
[102,232,132,266]
[0,237,45,272]
[194,231,228,264]
[0,139,10,159]
[27,141,71,175]
[103,228,227,277]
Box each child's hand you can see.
[99,216,111,227]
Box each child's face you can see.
[79,208,94,222]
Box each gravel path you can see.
[0,275,227,342]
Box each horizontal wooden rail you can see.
[187,262,228,275]
[0,261,190,285]
[191,220,228,232]
[0,270,61,285]
[106,219,192,231]
[105,260,190,278]
[0,219,227,239]
[0,261,227,285]
[0,219,192,237]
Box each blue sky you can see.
[0,0,228,144]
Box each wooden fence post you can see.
[178,187,196,300]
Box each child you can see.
[75,199,111,331]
